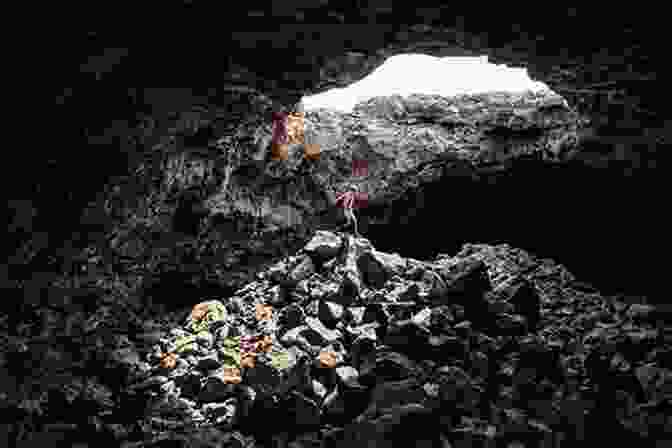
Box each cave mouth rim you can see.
[301,52,559,113]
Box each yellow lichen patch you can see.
[317,351,337,369]
[220,336,241,368]
[174,334,199,354]
[159,352,178,369]
[269,350,291,370]
[188,300,227,333]
[255,304,273,321]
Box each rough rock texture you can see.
[200,89,581,231]
[20,7,664,307]
[9,231,669,447]
[4,5,669,446]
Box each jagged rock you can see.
[350,334,377,376]
[197,353,222,371]
[305,317,343,344]
[50,231,669,446]
[357,249,408,291]
[507,280,541,330]
[387,282,421,303]
[334,272,360,307]
[384,319,432,359]
[428,305,455,332]
[335,366,364,389]
[202,398,237,427]
[309,280,342,302]
[282,391,322,430]
[344,306,366,326]
[311,379,328,401]
[289,255,316,284]
[279,325,308,345]
[278,303,306,331]
[321,342,348,367]
[626,304,659,323]
[362,303,389,327]
[344,402,440,448]
[304,231,343,262]
[411,307,433,328]
[426,334,468,363]
[356,251,389,289]
[440,258,492,305]
[128,374,171,392]
[359,378,426,419]
[266,284,290,307]
[372,250,407,275]
[318,300,344,329]
[108,347,142,370]
[199,376,237,403]
[273,356,312,397]
[493,313,528,336]
[517,338,564,384]
[343,322,380,346]
[175,371,203,399]
[359,350,419,385]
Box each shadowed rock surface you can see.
[3,5,669,447]
[5,231,670,447]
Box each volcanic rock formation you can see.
[4,5,669,446]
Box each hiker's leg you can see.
[352,209,360,237]
[345,208,355,234]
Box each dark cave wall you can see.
[363,158,664,302]
[6,86,142,268]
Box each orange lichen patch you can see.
[191,302,210,321]
[159,352,178,369]
[254,335,274,353]
[255,304,273,321]
[220,367,242,384]
[318,351,337,369]
[241,353,256,369]
[271,142,289,161]
[304,143,321,161]
[286,112,305,145]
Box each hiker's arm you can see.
[326,189,339,208]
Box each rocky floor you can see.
[3,230,670,447]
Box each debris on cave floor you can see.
[73,230,668,447]
[2,229,671,447]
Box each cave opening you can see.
[301,53,658,302]
[302,53,550,113]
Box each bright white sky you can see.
[302,54,551,112]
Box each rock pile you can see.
[124,230,672,447]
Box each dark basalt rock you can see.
[10,10,672,444]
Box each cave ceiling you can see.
[16,3,666,300]
[60,4,668,134]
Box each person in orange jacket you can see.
[270,109,289,161]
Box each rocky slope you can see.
[12,89,578,315]
[4,230,670,447]
[3,90,662,447]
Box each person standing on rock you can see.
[334,184,365,238]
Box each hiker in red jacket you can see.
[335,184,366,238]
